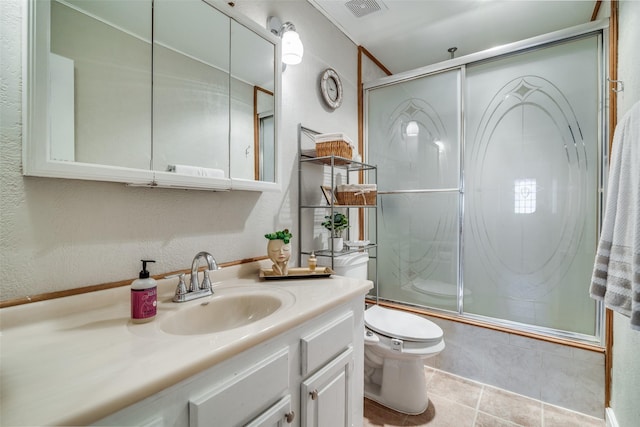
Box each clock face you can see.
[321,68,343,109]
[327,77,338,101]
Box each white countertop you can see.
[0,261,372,426]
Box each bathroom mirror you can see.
[23,0,280,191]
[229,20,276,183]
[52,0,152,169]
[152,0,231,189]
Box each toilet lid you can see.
[365,305,443,343]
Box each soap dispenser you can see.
[131,260,157,323]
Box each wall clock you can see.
[320,68,343,109]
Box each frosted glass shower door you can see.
[464,36,600,335]
[367,69,461,311]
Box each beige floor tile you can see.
[478,386,542,426]
[542,404,605,427]
[475,411,521,427]
[427,370,483,409]
[403,394,476,427]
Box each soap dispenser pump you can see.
[131,259,157,323]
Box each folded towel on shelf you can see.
[336,184,377,192]
[167,164,225,178]
[590,101,640,330]
[314,132,354,147]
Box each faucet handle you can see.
[166,273,188,299]
[200,270,213,291]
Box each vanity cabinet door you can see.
[300,347,354,427]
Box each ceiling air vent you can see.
[345,0,385,18]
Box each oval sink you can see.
[160,290,293,335]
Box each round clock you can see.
[320,68,343,109]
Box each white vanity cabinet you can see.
[93,298,365,427]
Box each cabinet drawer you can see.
[245,395,292,427]
[300,311,354,376]
[189,348,289,427]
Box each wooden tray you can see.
[260,267,334,280]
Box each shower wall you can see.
[366,29,604,342]
[424,314,604,417]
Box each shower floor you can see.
[363,367,604,427]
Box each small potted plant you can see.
[321,212,349,252]
[264,229,292,275]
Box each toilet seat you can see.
[365,305,443,344]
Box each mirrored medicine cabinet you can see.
[23,0,281,191]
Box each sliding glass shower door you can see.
[464,37,600,335]
[366,31,603,340]
[367,69,461,312]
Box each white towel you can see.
[590,101,640,330]
[336,184,377,192]
[168,165,225,178]
[314,133,354,146]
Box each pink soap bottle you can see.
[131,260,157,324]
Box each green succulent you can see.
[321,212,349,238]
[264,229,293,244]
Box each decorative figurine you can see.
[265,229,293,276]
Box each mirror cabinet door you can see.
[153,0,230,180]
[229,20,276,183]
[49,0,153,170]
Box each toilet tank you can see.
[319,252,369,280]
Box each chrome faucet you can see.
[190,251,220,292]
[169,251,221,303]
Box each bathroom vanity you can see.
[0,261,372,426]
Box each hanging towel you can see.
[590,101,640,330]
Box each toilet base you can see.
[364,355,428,415]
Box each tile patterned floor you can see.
[363,368,605,427]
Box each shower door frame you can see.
[363,19,609,346]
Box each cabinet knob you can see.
[285,411,295,423]
[310,389,319,400]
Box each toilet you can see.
[364,304,445,414]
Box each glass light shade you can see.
[281,30,303,65]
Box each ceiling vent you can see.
[345,0,386,18]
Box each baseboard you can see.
[606,407,619,427]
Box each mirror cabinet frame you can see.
[23,0,281,192]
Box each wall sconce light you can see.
[268,16,304,66]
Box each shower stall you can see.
[364,21,608,344]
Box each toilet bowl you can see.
[363,304,445,414]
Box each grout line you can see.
[472,385,484,426]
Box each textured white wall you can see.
[610,2,640,427]
[0,0,358,301]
